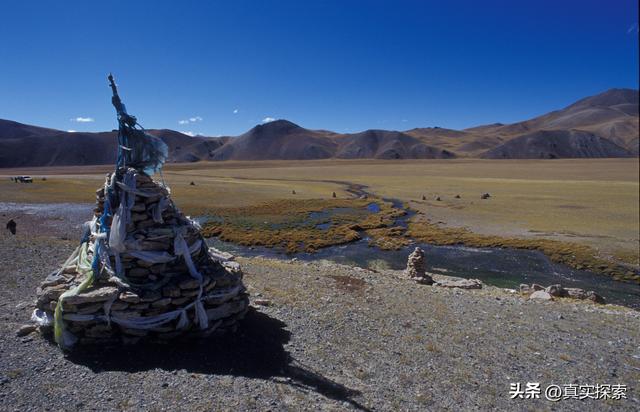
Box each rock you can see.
[585,291,605,304]
[565,288,587,300]
[129,302,150,310]
[151,297,172,308]
[436,278,482,289]
[405,247,433,285]
[222,261,243,278]
[253,299,271,306]
[131,212,147,222]
[76,303,104,315]
[208,247,234,262]
[519,284,531,294]
[545,284,566,297]
[40,271,68,288]
[119,291,141,304]
[64,287,119,305]
[162,285,181,298]
[481,193,491,199]
[140,290,162,303]
[421,195,426,200]
[178,278,200,290]
[36,284,67,308]
[435,196,441,201]
[181,288,200,298]
[16,324,37,337]
[171,297,190,305]
[455,194,461,199]
[531,283,544,291]
[529,290,553,301]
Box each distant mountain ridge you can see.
[0,88,637,167]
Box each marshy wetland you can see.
[1,158,638,305]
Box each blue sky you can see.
[0,0,637,136]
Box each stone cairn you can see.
[405,247,434,285]
[32,167,249,349]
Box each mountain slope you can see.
[211,120,337,161]
[481,130,632,159]
[0,119,62,140]
[0,120,226,168]
[465,88,639,154]
[335,129,455,159]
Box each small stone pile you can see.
[520,283,605,304]
[405,247,434,285]
[32,168,249,349]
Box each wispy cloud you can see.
[401,119,408,123]
[628,23,639,34]
[67,130,76,133]
[233,109,239,114]
[70,117,94,123]
[262,117,276,123]
[178,116,203,125]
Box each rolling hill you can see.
[481,130,631,159]
[0,88,637,167]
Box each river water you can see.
[203,196,640,309]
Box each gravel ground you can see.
[1,207,639,411]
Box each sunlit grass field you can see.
[1,158,638,266]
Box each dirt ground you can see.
[0,205,639,411]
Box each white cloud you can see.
[180,131,197,137]
[401,119,408,122]
[71,117,94,123]
[67,130,76,133]
[262,117,276,123]
[233,109,239,114]
[179,116,203,125]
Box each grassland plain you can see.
[1,158,638,279]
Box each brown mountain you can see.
[0,121,226,168]
[334,129,454,159]
[0,88,637,167]
[468,88,638,157]
[481,130,631,159]
[211,120,337,160]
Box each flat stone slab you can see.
[208,247,235,262]
[529,290,553,301]
[64,286,119,305]
[435,278,483,289]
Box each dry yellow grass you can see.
[1,158,638,265]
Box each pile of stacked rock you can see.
[405,247,434,285]
[32,167,248,349]
[404,247,483,289]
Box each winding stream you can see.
[203,191,640,309]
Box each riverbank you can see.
[197,194,639,285]
[2,159,637,282]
